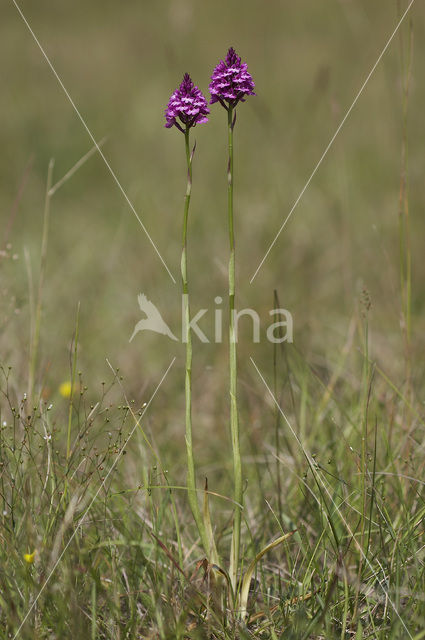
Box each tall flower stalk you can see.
[209,47,255,592]
[165,73,212,557]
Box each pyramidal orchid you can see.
[165,72,209,133]
[165,74,214,561]
[209,47,255,110]
[209,47,255,592]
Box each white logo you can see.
[129,294,178,342]
[130,293,293,344]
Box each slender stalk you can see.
[91,580,97,640]
[181,127,209,556]
[62,303,80,503]
[28,158,54,406]
[353,313,370,621]
[273,290,283,523]
[398,14,413,387]
[227,106,242,594]
[66,302,80,462]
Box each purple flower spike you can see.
[209,47,255,109]
[165,73,210,132]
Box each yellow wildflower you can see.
[59,381,72,398]
[23,550,36,564]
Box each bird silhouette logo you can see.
[129,294,178,342]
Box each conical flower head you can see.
[165,73,210,131]
[209,47,255,108]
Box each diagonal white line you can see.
[11,0,176,284]
[250,356,413,639]
[13,357,176,639]
[250,0,416,284]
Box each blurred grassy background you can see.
[1,0,424,468]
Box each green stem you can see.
[227,107,242,594]
[66,302,80,462]
[399,17,413,385]
[354,317,370,621]
[181,128,209,556]
[28,159,54,406]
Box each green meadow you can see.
[1,1,425,637]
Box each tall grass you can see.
[3,314,425,637]
[27,159,54,407]
[397,8,414,390]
